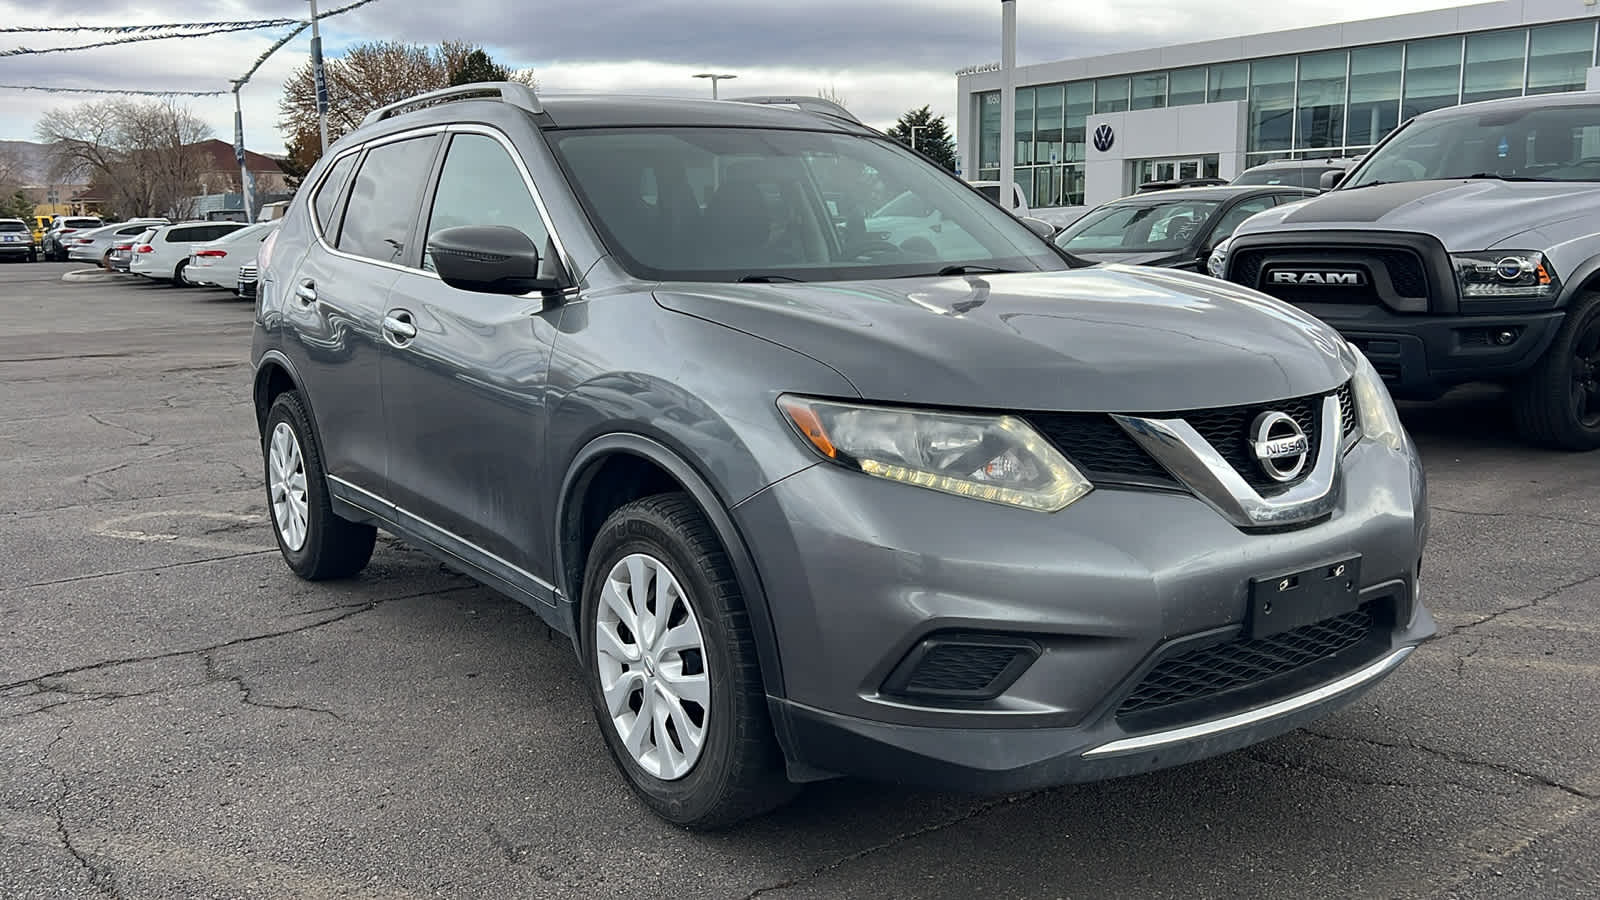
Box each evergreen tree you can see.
[449,49,512,86]
[885,106,957,173]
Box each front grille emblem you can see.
[1268,270,1366,286]
[1251,412,1310,483]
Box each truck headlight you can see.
[1347,344,1406,451]
[1451,251,1559,300]
[1206,237,1232,279]
[779,396,1093,512]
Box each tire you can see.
[171,260,192,287]
[1513,291,1600,451]
[580,493,795,829]
[262,392,376,580]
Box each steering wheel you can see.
[842,239,905,261]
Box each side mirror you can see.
[1020,216,1057,240]
[428,225,561,296]
[1319,170,1346,191]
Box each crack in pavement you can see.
[85,413,155,447]
[1432,504,1600,531]
[201,651,342,720]
[0,585,480,694]
[1301,730,1595,800]
[44,724,121,897]
[1443,572,1600,638]
[742,792,1045,898]
[5,683,170,720]
[0,548,277,593]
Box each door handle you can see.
[382,311,417,342]
[295,281,317,305]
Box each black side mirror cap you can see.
[1020,216,1057,240]
[428,225,563,296]
[1319,170,1346,190]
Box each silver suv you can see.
[251,84,1434,827]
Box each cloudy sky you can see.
[0,0,1466,160]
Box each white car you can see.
[66,220,168,267]
[129,221,248,285]
[184,221,280,291]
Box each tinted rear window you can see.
[0,221,26,232]
[337,136,439,264]
[64,219,101,228]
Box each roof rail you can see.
[360,81,542,128]
[725,95,864,125]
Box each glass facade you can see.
[974,18,1600,205]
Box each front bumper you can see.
[1299,303,1563,399]
[734,437,1432,790]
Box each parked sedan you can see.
[1054,186,1316,271]
[107,229,154,273]
[184,221,279,290]
[67,220,168,267]
[129,221,248,285]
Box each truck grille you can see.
[1232,246,1428,305]
[1116,600,1382,721]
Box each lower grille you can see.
[884,634,1040,702]
[1117,602,1380,721]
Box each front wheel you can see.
[262,392,376,579]
[1513,292,1600,451]
[581,493,795,829]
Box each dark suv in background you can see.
[252,83,1432,827]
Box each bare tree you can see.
[279,41,536,165]
[817,84,848,108]
[36,99,212,218]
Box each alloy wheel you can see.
[1574,317,1600,429]
[267,422,310,551]
[594,553,711,781]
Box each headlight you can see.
[1451,251,1558,300]
[1347,344,1406,451]
[778,396,1092,512]
[1206,237,1232,279]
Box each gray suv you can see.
[1217,93,1600,450]
[251,83,1434,827]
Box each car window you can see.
[1348,102,1600,186]
[0,221,26,232]
[337,136,439,265]
[975,184,1001,203]
[118,224,148,236]
[551,128,1061,281]
[1055,200,1221,252]
[313,152,359,239]
[209,223,246,241]
[164,227,203,243]
[1206,197,1278,246]
[423,133,552,275]
[872,191,934,219]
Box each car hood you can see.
[1233,179,1600,250]
[654,268,1351,413]
[1067,249,1193,268]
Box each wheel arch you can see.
[1557,255,1600,308]
[253,351,318,441]
[556,433,787,699]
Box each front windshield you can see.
[1053,199,1221,252]
[549,128,1066,282]
[1347,103,1600,187]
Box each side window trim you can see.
[319,128,445,271]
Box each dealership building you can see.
[955,0,1600,217]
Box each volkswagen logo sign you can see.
[1092,123,1115,153]
[1250,412,1310,483]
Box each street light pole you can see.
[1000,0,1017,211]
[909,125,924,154]
[308,0,331,156]
[231,82,255,223]
[692,73,737,99]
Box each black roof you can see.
[1112,185,1318,203]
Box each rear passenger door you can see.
[280,133,442,499]
[379,128,565,597]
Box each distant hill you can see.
[0,140,55,183]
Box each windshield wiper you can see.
[933,264,1015,276]
[1458,173,1550,182]
[736,274,806,283]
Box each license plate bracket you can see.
[1247,556,1362,639]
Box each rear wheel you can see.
[263,392,376,580]
[172,260,192,287]
[1513,292,1600,450]
[581,493,796,829]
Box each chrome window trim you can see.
[1082,646,1414,759]
[1113,394,1343,529]
[311,125,447,276]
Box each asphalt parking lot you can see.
[2,259,1599,899]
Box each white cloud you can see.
[0,0,1472,156]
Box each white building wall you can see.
[1589,66,1600,91]
[1076,102,1247,208]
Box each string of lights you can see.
[2,0,381,59]
[1,22,300,57]
[0,19,297,35]
[0,83,228,96]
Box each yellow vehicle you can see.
[31,215,51,247]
